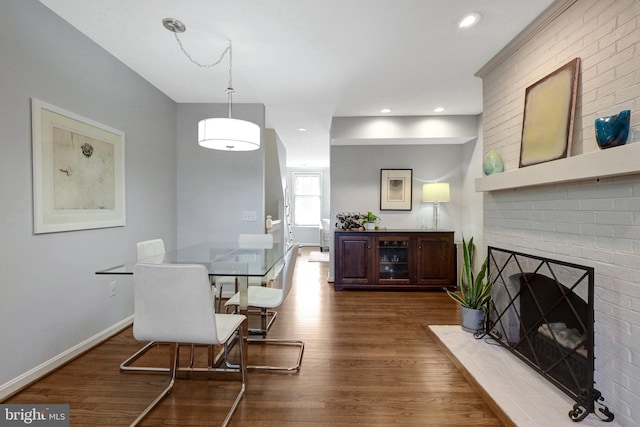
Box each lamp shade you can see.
[198,117,261,151]
[422,182,450,202]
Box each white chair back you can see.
[136,239,166,263]
[133,263,221,344]
[270,244,299,304]
[238,233,273,249]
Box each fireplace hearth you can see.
[484,247,614,422]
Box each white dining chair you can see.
[215,233,275,311]
[136,238,165,263]
[130,263,246,427]
[119,239,170,373]
[123,239,218,373]
[225,244,304,371]
[319,218,331,252]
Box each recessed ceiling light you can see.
[380,108,392,113]
[459,12,482,29]
[298,127,308,132]
[434,107,445,113]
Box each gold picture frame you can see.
[519,58,580,168]
[32,99,126,234]
[380,169,412,211]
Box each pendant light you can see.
[163,18,260,151]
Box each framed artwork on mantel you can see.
[380,169,412,211]
[31,98,126,234]
[519,57,580,168]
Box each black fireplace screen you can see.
[486,247,613,422]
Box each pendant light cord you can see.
[171,31,231,71]
[226,45,234,119]
[171,32,235,117]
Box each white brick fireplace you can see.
[475,1,640,425]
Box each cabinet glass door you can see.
[377,238,410,281]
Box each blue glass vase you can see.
[595,110,630,149]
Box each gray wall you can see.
[265,129,286,222]
[330,144,468,238]
[0,1,177,390]
[328,143,476,281]
[176,104,266,247]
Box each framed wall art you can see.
[519,58,580,167]
[32,98,126,234]
[380,169,412,211]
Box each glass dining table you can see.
[95,241,285,373]
[96,241,285,306]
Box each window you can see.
[293,173,321,226]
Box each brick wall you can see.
[480,1,640,425]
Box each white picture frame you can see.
[380,169,413,211]
[32,98,126,234]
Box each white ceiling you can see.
[38,0,554,167]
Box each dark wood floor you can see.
[4,247,505,426]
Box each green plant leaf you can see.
[447,236,492,310]
[446,290,468,307]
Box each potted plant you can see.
[446,237,492,333]
[361,211,380,230]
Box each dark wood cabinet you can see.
[334,233,375,286]
[334,230,456,291]
[415,235,456,287]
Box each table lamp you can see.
[422,183,450,230]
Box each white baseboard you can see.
[0,315,134,400]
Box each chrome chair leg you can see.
[224,335,304,372]
[129,343,179,426]
[245,337,305,371]
[221,326,246,427]
[129,330,246,426]
[120,341,199,372]
[226,306,278,336]
[120,341,170,373]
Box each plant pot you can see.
[364,223,376,230]
[460,306,485,333]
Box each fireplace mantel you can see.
[475,142,640,192]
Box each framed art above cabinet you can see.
[380,169,412,211]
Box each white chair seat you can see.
[215,233,275,308]
[225,286,283,309]
[215,313,247,342]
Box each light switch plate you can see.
[242,211,257,221]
